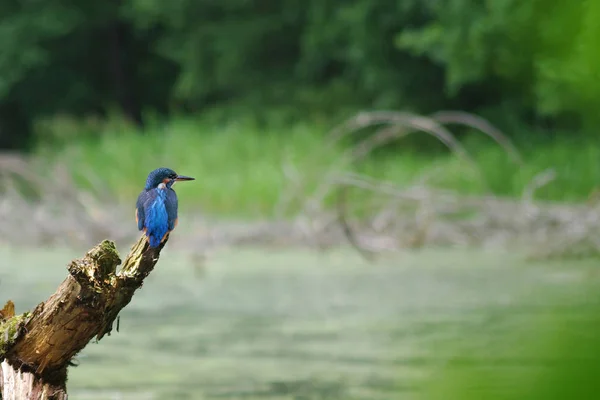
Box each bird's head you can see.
[144,167,195,190]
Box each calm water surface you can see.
[0,246,597,399]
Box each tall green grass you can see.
[33,114,600,218]
[34,115,341,216]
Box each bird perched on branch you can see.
[136,167,195,248]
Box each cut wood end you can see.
[0,300,15,321]
[87,240,121,278]
[68,240,122,286]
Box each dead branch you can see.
[0,234,169,400]
[430,111,523,165]
[336,183,376,261]
[522,168,556,204]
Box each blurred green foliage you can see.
[425,285,600,400]
[1,0,599,149]
[30,116,600,217]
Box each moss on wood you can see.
[0,312,29,359]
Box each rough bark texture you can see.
[0,234,168,400]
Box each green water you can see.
[1,246,599,399]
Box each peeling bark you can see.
[0,234,168,399]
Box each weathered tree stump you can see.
[0,235,168,399]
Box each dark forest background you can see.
[1,0,599,150]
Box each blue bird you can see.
[136,167,195,248]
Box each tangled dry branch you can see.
[1,110,600,261]
[277,110,600,260]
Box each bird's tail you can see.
[148,234,163,248]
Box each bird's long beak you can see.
[175,175,195,182]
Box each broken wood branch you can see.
[0,234,168,400]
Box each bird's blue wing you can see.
[143,189,170,247]
[136,192,146,231]
[137,187,177,248]
[165,189,179,231]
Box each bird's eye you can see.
[170,174,177,179]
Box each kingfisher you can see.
[136,167,195,248]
